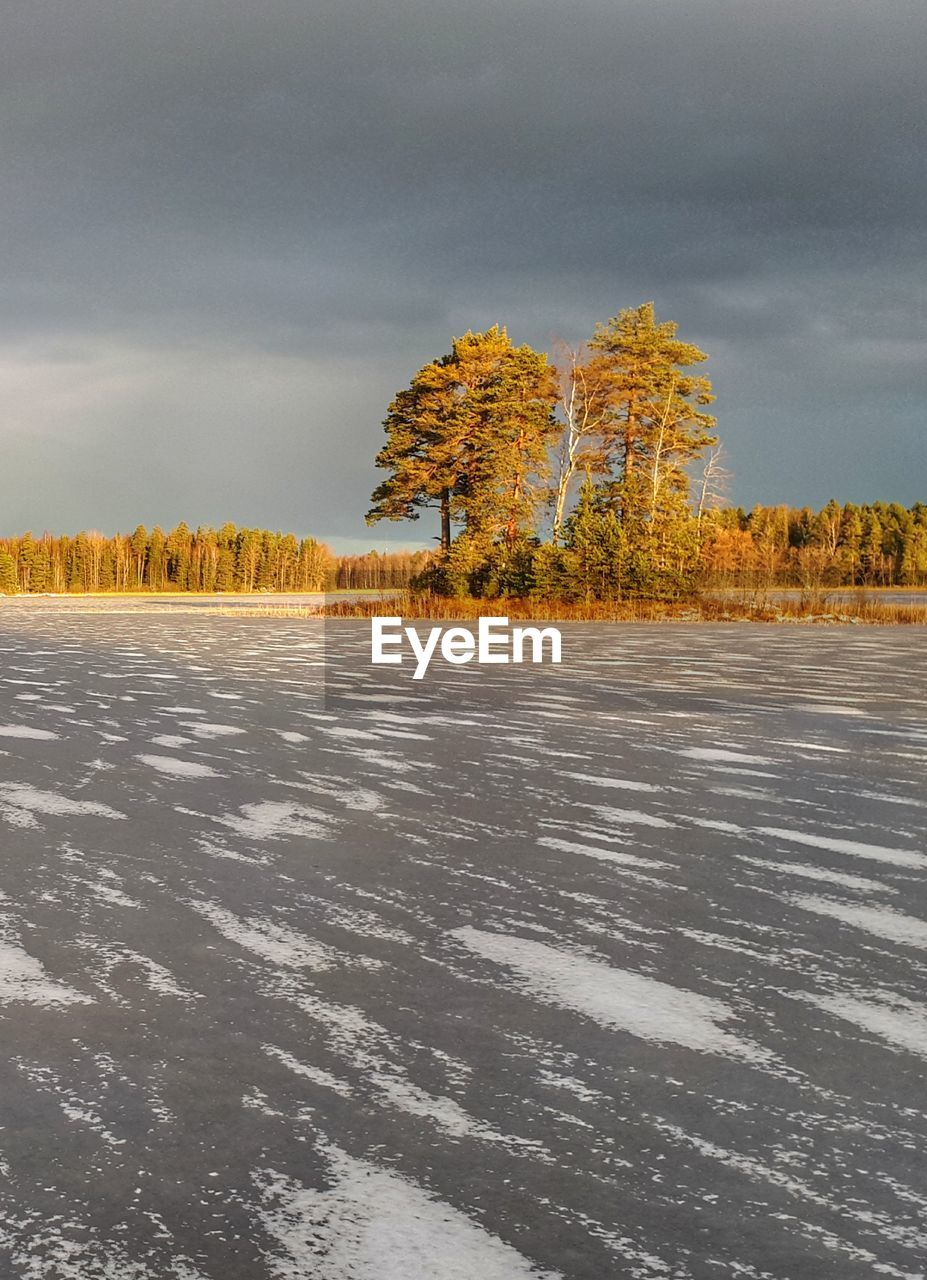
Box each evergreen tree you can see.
[166,522,192,590]
[236,528,261,591]
[18,532,36,591]
[0,550,17,593]
[130,525,148,588]
[563,479,627,600]
[588,303,716,531]
[860,511,884,584]
[839,505,863,583]
[99,544,116,591]
[368,327,558,554]
[583,303,716,592]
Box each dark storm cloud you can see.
[1,0,924,540]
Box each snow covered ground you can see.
[0,608,924,1278]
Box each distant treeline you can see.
[2,502,922,598]
[335,549,433,591]
[0,524,430,595]
[702,501,927,590]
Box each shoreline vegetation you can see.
[319,590,927,626]
[1,589,923,625]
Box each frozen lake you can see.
[0,610,925,1278]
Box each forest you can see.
[1,503,924,596]
[0,524,427,595]
[368,304,926,598]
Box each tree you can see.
[368,327,558,553]
[130,526,148,588]
[167,522,192,590]
[838,505,863,583]
[550,342,611,539]
[236,528,262,592]
[147,527,167,590]
[18,532,36,591]
[563,478,627,600]
[815,499,842,559]
[588,303,717,537]
[367,369,461,552]
[695,445,731,541]
[0,550,17,594]
[860,510,884,584]
[297,537,335,591]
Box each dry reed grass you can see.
[318,590,927,625]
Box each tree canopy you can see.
[369,304,721,597]
[368,327,558,554]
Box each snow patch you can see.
[181,722,247,739]
[0,724,60,740]
[136,754,223,778]
[756,827,927,870]
[452,927,770,1064]
[802,990,927,1058]
[585,805,676,829]
[539,836,670,871]
[215,800,331,841]
[255,1146,561,1280]
[0,784,125,827]
[739,856,896,894]
[263,1044,353,1097]
[788,895,927,949]
[678,747,774,765]
[190,900,356,971]
[565,773,660,792]
[0,933,91,1007]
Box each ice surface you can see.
[0,610,924,1279]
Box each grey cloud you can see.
[0,0,924,539]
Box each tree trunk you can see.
[440,489,451,553]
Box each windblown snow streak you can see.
[452,926,772,1064]
[0,604,924,1279]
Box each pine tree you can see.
[130,526,148,588]
[368,327,558,556]
[560,478,627,601]
[860,511,884,584]
[0,550,17,594]
[839,505,863,583]
[18,532,36,591]
[236,529,261,591]
[588,303,716,529]
[585,303,716,592]
[99,544,116,591]
[148,527,167,590]
[30,544,52,592]
[166,523,192,590]
[216,546,236,591]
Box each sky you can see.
[1,0,924,553]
